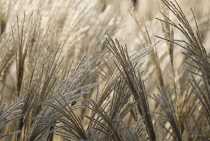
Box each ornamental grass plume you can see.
[0,0,210,141]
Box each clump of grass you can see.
[0,0,210,140]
